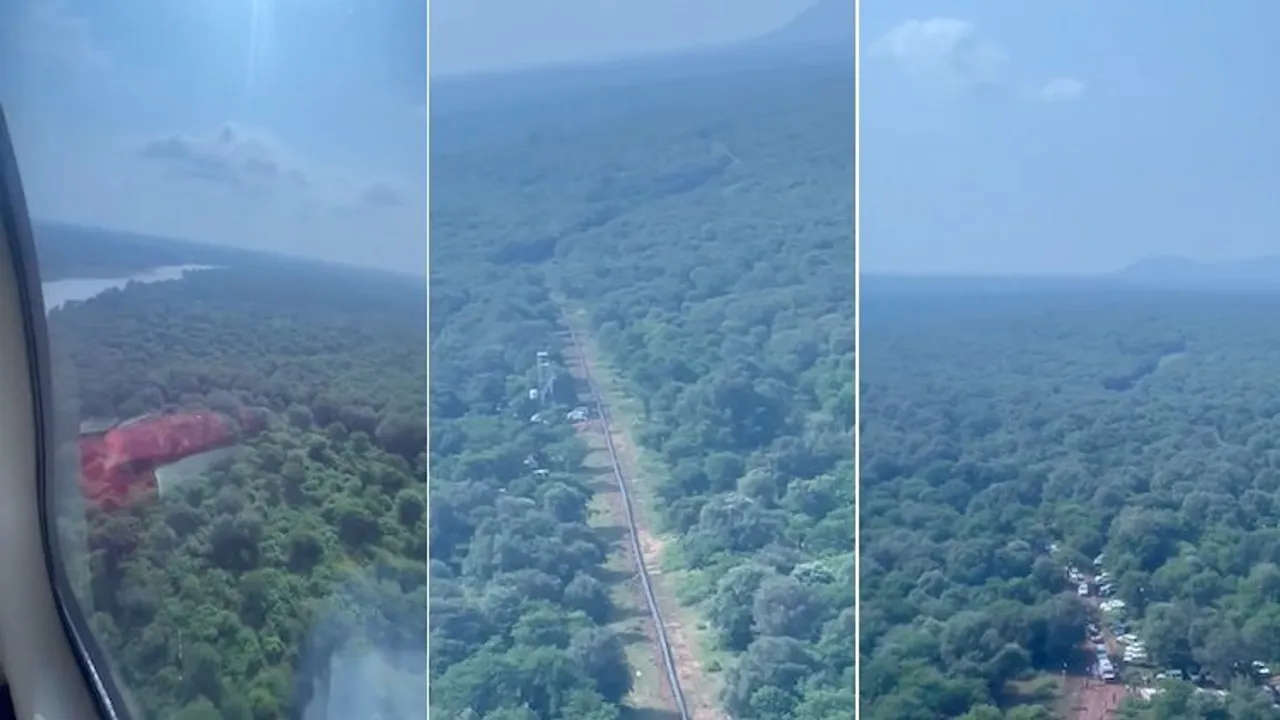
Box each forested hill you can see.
[861,281,1280,719]
[751,0,854,48]
[432,52,854,720]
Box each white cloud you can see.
[3,1,425,271]
[869,18,1009,93]
[138,123,407,211]
[870,18,975,71]
[872,17,1084,105]
[1038,77,1086,104]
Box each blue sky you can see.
[862,2,1280,275]
[0,0,427,273]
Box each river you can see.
[41,264,216,313]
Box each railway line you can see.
[561,318,692,720]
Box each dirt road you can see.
[1072,577,1128,719]
[574,412,675,718]
[1074,678,1125,720]
[559,314,725,720]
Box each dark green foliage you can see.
[433,50,853,719]
[42,254,426,719]
[428,261,626,719]
[862,281,1280,719]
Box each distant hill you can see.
[1117,255,1280,286]
[861,273,1121,298]
[751,0,854,49]
[32,220,271,281]
[432,2,851,119]
[31,220,423,284]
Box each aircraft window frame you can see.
[0,104,131,720]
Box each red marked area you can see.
[78,407,267,510]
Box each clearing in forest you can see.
[559,305,727,720]
[576,400,677,720]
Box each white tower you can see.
[536,351,554,407]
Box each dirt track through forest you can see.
[1071,677,1124,720]
[558,308,724,720]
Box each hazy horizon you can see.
[429,0,818,77]
[863,255,1280,279]
[31,217,426,280]
[0,0,844,274]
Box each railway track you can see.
[561,318,692,720]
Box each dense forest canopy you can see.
[861,279,1280,720]
[35,226,426,720]
[432,48,853,720]
[428,255,636,719]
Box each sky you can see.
[0,0,824,273]
[0,0,427,273]
[862,2,1280,275]
[429,0,815,76]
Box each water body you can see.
[41,264,216,313]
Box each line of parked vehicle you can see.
[1070,555,1149,687]
[1074,553,1280,709]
